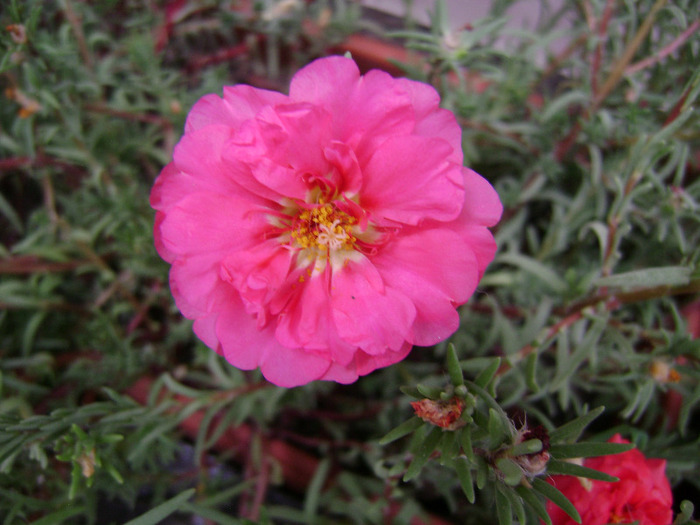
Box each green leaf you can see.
[532,478,581,523]
[546,459,618,482]
[510,438,542,457]
[474,358,502,389]
[476,455,489,489]
[549,441,634,460]
[549,407,605,442]
[488,408,507,448]
[460,427,476,463]
[495,457,523,486]
[495,486,513,525]
[454,457,475,503]
[403,426,443,481]
[416,384,443,400]
[446,344,464,387]
[594,265,691,288]
[181,503,243,525]
[303,458,331,524]
[379,416,423,445]
[27,505,86,525]
[500,486,526,525]
[525,352,540,392]
[123,488,196,525]
[497,253,568,293]
[515,485,551,525]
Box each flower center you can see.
[290,202,357,252]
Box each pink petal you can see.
[259,344,332,387]
[288,56,361,125]
[289,57,416,165]
[354,342,413,376]
[323,141,362,196]
[220,240,294,327]
[396,77,463,164]
[271,270,358,366]
[185,85,286,133]
[360,135,464,225]
[169,253,226,318]
[338,68,415,166]
[153,211,176,262]
[319,361,360,384]
[210,286,333,387]
[150,162,185,212]
[331,258,416,354]
[192,312,222,353]
[214,289,287,372]
[372,228,479,346]
[448,223,498,278]
[462,167,503,227]
[257,103,333,174]
[158,192,268,257]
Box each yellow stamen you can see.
[290,203,357,252]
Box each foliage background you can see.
[0,0,699,523]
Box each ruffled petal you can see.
[220,240,294,327]
[339,68,415,165]
[331,258,416,354]
[360,135,464,225]
[185,85,287,133]
[259,344,332,387]
[462,167,503,227]
[354,342,413,376]
[169,253,225,318]
[372,228,479,346]
[396,77,463,164]
[288,55,361,125]
[273,269,356,365]
[158,191,268,257]
[174,124,284,204]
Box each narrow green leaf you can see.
[549,407,605,442]
[446,344,464,387]
[474,358,502,389]
[440,430,459,463]
[454,456,475,503]
[476,456,489,489]
[123,488,196,525]
[27,505,86,525]
[399,386,423,399]
[532,478,581,523]
[497,253,568,293]
[379,416,423,445]
[594,265,691,288]
[496,457,523,486]
[403,426,443,481]
[510,438,542,457]
[525,352,540,392]
[515,485,551,525]
[416,384,443,399]
[549,441,634,460]
[181,503,244,525]
[488,408,506,448]
[460,427,476,463]
[546,459,618,482]
[303,458,331,524]
[500,486,526,525]
[495,486,513,525]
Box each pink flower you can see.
[150,56,502,387]
[546,434,673,525]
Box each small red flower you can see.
[546,434,673,525]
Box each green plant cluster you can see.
[0,0,699,524]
